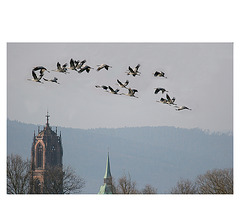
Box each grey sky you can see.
[7,43,233,132]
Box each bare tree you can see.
[170,178,197,194]
[114,172,157,194]
[116,172,139,194]
[141,184,157,194]
[7,154,85,194]
[62,166,85,194]
[170,168,233,194]
[35,166,85,194]
[7,154,31,194]
[196,168,233,194]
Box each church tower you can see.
[30,112,63,193]
[98,152,116,194]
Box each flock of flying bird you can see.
[28,58,191,111]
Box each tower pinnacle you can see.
[46,111,50,126]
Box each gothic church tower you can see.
[30,112,63,193]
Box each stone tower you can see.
[98,152,115,194]
[30,112,63,193]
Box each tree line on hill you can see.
[170,168,233,194]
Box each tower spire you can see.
[98,152,115,194]
[104,152,112,180]
[46,111,50,127]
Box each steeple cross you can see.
[46,111,50,126]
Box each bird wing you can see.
[128,88,133,95]
[117,79,123,86]
[104,64,110,69]
[124,80,129,86]
[57,62,61,70]
[154,88,160,94]
[102,86,108,90]
[97,66,103,71]
[32,66,44,72]
[78,68,85,73]
[79,65,88,72]
[75,60,79,66]
[128,67,134,73]
[154,71,160,76]
[86,68,91,73]
[128,67,135,74]
[134,64,140,71]
[160,71,165,76]
[70,58,75,67]
[108,86,114,92]
[132,89,138,93]
[166,94,171,101]
[32,70,38,80]
[62,63,68,68]
[38,73,43,80]
[40,69,45,76]
[79,60,86,67]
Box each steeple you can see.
[104,152,112,180]
[98,152,115,194]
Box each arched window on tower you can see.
[36,143,43,168]
[51,145,57,166]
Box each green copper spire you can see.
[98,152,115,194]
[104,152,111,179]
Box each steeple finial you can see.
[46,111,50,127]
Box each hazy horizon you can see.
[7,118,233,134]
